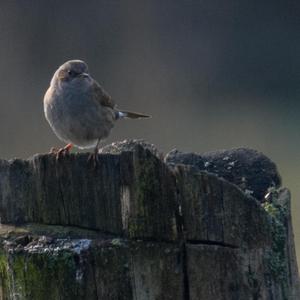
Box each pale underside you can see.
[44,83,116,149]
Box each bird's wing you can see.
[92,81,115,109]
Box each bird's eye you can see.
[68,70,77,77]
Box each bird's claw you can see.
[88,150,100,169]
[55,148,70,161]
[49,144,73,161]
[49,147,59,154]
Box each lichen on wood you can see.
[0,140,298,300]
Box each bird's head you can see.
[51,60,92,89]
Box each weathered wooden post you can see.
[0,140,298,299]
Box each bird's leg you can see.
[88,139,101,168]
[50,143,73,160]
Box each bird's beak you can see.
[79,73,89,78]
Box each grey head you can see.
[50,60,92,88]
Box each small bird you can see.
[43,60,150,160]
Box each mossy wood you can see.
[0,140,298,299]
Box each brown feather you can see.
[57,69,68,81]
[92,81,115,109]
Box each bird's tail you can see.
[117,110,151,119]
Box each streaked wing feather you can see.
[92,81,115,109]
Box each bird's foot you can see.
[50,144,73,161]
[88,148,100,168]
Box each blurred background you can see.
[0,1,299,263]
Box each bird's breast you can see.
[44,85,115,147]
